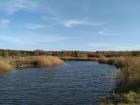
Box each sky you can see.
[0,0,140,51]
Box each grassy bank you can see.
[0,60,13,72]
[97,56,140,105]
[0,52,139,104]
[0,56,64,72]
[60,56,96,61]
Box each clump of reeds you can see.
[95,56,140,104]
[0,60,13,71]
[115,57,140,93]
[34,56,64,67]
[98,57,109,64]
[97,56,126,68]
[7,56,64,68]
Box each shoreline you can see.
[61,57,140,105]
[0,56,64,71]
[0,56,139,104]
[61,57,96,61]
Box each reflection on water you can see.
[0,61,116,105]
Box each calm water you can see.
[0,61,116,105]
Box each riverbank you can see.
[0,56,64,71]
[60,56,97,61]
[41,56,140,104]
[97,57,140,105]
[0,55,139,104]
[0,60,116,105]
[61,56,140,104]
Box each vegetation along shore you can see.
[0,49,140,104]
[97,57,140,105]
[0,56,64,71]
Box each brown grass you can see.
[115,57,140,92]
[34,56,64,67]
[0,60,13,71]
[0,56,64,69]
[97,56,140,104]
[98,56,140,92]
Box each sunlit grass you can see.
[0,60,13,72]
[34,56,64,67]
[97,56,140,104]
[0,56,64,69]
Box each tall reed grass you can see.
[0,56,64,70]
[34,56,64,67]
[0,60,13,71]
[98,56,140,104]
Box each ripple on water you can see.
[0,61,117,105]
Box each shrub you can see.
[123,91,138,103]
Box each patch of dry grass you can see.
[0,56,64,69]
[34,56,64,67]
[116,57,140,92]
[0,60,13,71]
[97,56,140,104]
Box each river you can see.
[0,61,117,105]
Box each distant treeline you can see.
[0,49,140,57]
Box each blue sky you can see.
[0,0,140,51]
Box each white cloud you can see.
[43,16,106,27]
[63,19,105,27]
[0,19,10,27]
[0,0,40,14]
[0,34,66,45]
[63,20,83,27]
[99,31,120,36]
[26,24,46,30]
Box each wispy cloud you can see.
[63,20,84,27]
[98,28,120,36]
[43,16,106,27]
[26,24,46,30]
[99,31,120,36]
[0,19,10,27]
[0,34,66,45]
[0,0,40,14]
[63,19,106,27]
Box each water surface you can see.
[0,61,116,105]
